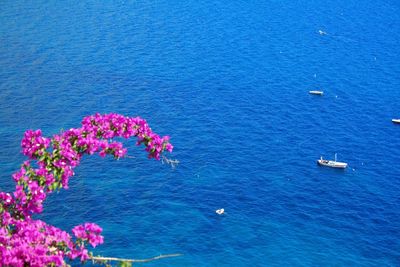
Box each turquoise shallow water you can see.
[1,1,400,266]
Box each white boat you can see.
[392,119,400,124]
[317,154,347,169]
[309,90,324,95]
[216,208,225,215]
[318,30,327,35]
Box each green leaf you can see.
[118,261,132,267]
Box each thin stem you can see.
[91,253,183,263]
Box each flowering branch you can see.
[0,113,173,266]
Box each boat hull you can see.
[317,160,347,169]
[309,90,323,95]
[392,119,400,124]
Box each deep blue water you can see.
[1,1,400,266]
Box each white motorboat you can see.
[309,90,324,95]
[392,119,400,124]
[216,209,225,215]
[317,154,347,169]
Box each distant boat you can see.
[309,90,324,95]
[317,154,347,169]
[392,119,400,124]
[318,30,327,35]
[216,209,225,215]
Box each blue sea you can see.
[1,1,400,266]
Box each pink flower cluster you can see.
[21,130,50,159]
[0,113,173,266]
[72,223,104,248]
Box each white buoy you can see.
[216,208,225,215]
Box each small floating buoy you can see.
[216,208,225,215]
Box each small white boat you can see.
[318,30,327,35]
[309,90,324,95]
[216,208,225,215]
[392,119,400,124]
[317,154,347,169]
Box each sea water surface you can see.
[1,1,400,266]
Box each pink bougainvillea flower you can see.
[0,113,173,266]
